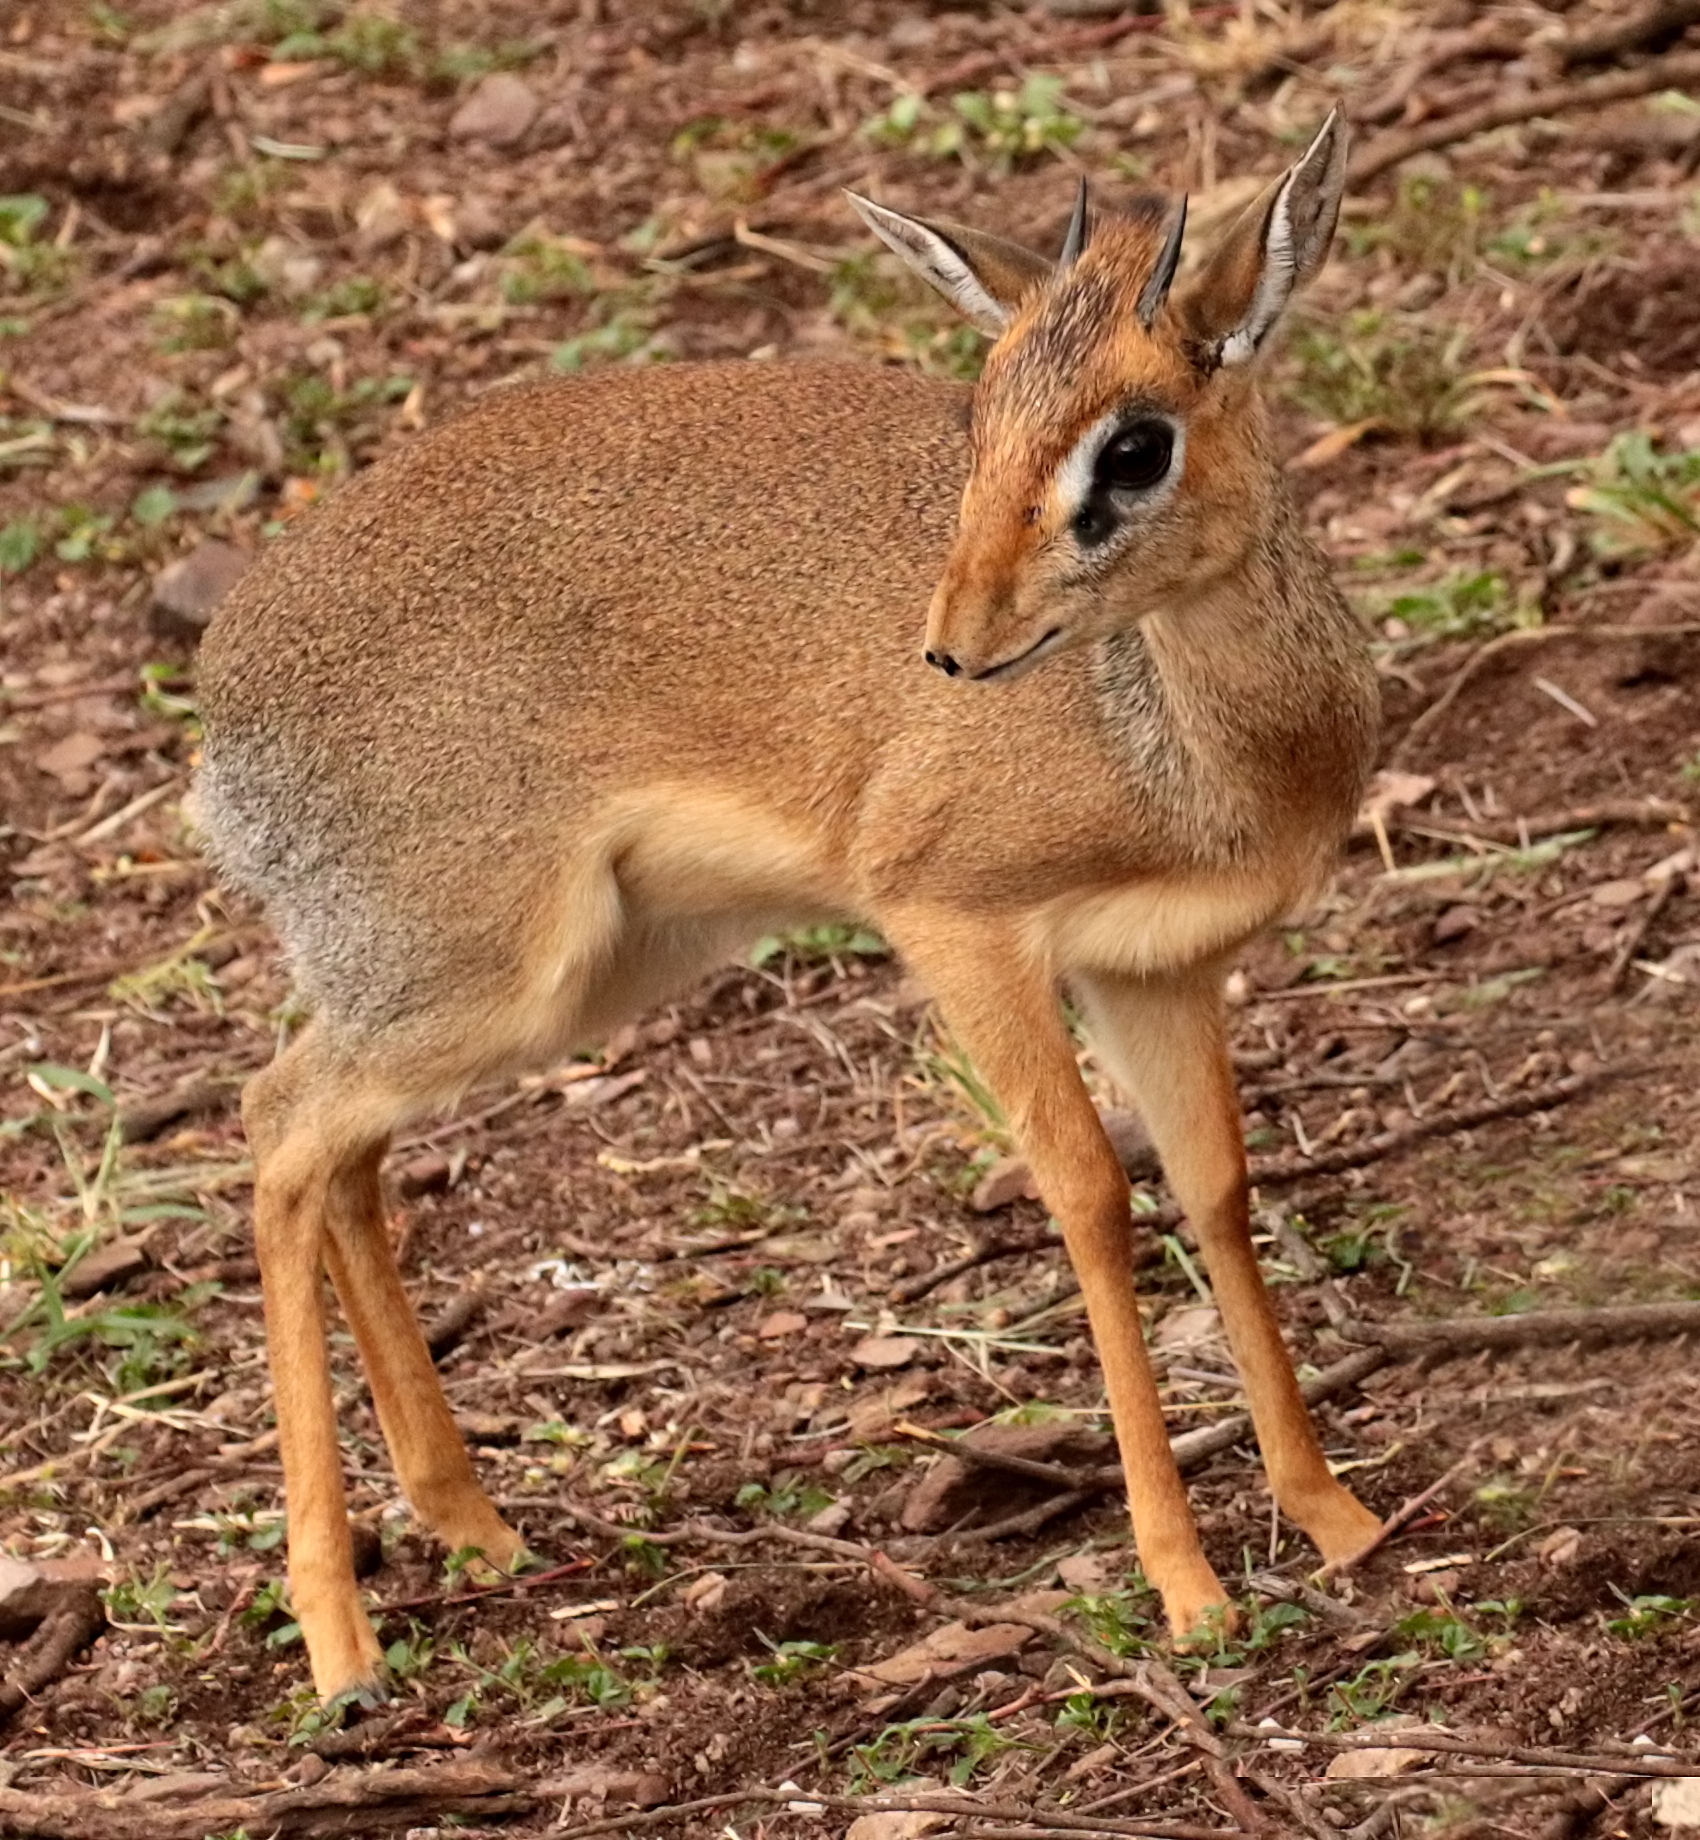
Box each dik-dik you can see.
[197,110,1382,1700]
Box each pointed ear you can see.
[1181,109,1348,367]
[844,191,1052,337]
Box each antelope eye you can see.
[1094,419,1173,494]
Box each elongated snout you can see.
[924,553,1063,685]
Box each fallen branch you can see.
[1382,796,1690,849]
[1610,872,1679,991]
[945,1346,1390,1541]
[550,1784,1234,1840]
[1248,1070,1601,1187]
[1231,1721,1700,1781]
[1391,626,1700,768]
[1558,0,1700,65]
[370,1555,596,1618]
[1340,1298,1700,1358]
[958,1485,1106,1545]
[1350,51,1700,185]
[0,1761,532,1838]
[890,1235,1037,1306]
[565,1504,882,1567]
[0,1590,105,1725]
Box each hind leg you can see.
[245,1035,388,1699]
[322,1144,523,1565]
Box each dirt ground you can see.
[5,1,1700,1835]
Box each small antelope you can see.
[197,110,1382,1700]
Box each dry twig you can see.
[1350,52,1700,185]
[1341,1298,1700,1357]
[1558,0,1700,65]
[0,1762,530,1838]
[0,1591,105,1726]
[1248,1070,1602,1187]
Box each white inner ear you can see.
[1220,174,1299,368]
[848,196,1009,335]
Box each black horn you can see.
[1059,177,1090,268]
[1136,194,1187,328]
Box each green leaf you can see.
[28,1063,117,1106]
[0,195,49,248]
[0,519,39,573]
[131,484,180,527]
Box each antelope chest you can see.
[1030,865,1304,981]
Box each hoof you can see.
[305,1603,387,1705]
[1307,1491,1385,1568]
[1170,1597,1241,1653]
[1156,1564,1234,1649]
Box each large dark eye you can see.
[1094,419,1173,494]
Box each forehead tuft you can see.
[971,200,1195,470]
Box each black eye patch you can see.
[1072,418,1175,548]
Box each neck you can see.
[1091,501,1377,868]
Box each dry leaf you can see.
[851,1334,920,1369]
[858,1619,1033,1688]
[681,1571,729,1614]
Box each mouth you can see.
[971,627,1065,684]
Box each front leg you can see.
[883,906,1229,1642]
[1073,962,1382,1565]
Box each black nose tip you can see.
[924,649,963,678]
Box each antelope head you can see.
[846,110,1349,682]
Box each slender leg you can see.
[1074,963,1382,1562]
[322,1146,524,1565]
[245,1051,385,1700]
[884,909,1229,1640]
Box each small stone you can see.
[454,195,508,251]
[850,1334,920,1370]
[847,1813,947,1840]
[1055,1551,1113,1594]
[970,1155,1039,1213]
[151,540,249,643]
[33,730,105,785]
[536,1286,600,1335]
[450,72,540,147]
[859,1618,1034,1688]
[900,1422,1114,1533]
[60,1234,151,1299]
[540,1766,672,1809]
[1653,1777,1700,1828]
[0,1552,107,1641]
[806,1500,852,1536]
[396,1152,453,1198]
[1590,879,1645,909]
[681,1571,729,1613]
[1432,904,1478,945]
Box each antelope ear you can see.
[844,192,1052,337]
[1181,109,1348,366]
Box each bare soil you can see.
[5,2,1700,1835]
